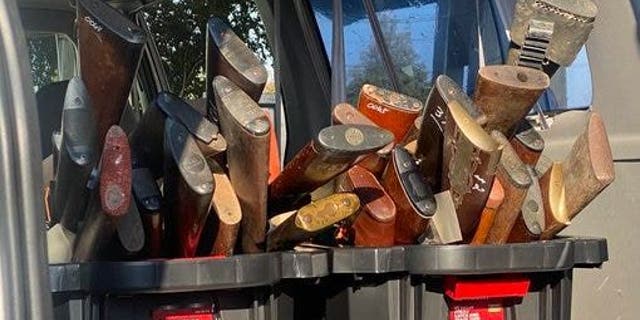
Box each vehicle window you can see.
[27,33,77,92]
[311,0,503,104]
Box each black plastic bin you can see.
[281,237,608,320]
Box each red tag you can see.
[152,305,214,320]
[449,301,505,320]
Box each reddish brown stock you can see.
[485,131,532,244]
[382,147,437,245]
[508,167,546,243]
[441,101,502,238]
[336,165,396,247]
[206,159,242,257]
[163,119,214,258]
[332,103,394,176]
[357,84,423,142]
[214,75,269,253]
[77,0,145,148]
[562,112,615,221]
[510,119,545,167]
[72,126,132,262]
[266,111,282,184]
[416,75,486,191]
[470,180,505,245]
[473,65,549,136]
[268,125,393,214]
[539,162,570,240]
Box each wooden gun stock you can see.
[331,103,394,176]
[422,190,462,245]
[336,165,396,247]
[267,193,360,251]
[417,75,486,191]
[73,126,132,262]
[383,147,437,245]
[77,0,145,147]
[539,162,570,239]
[400,116,422,145]
[357,84,423,142]
[206,17,267,120]
[132,167,164,258]
[442,101,502,238]
[470,180,505,245]
[54,77,99,234]
[163,119,214,258]
[206,159,241,257]
[473,65,549,136]
[485,131,532,244]
[510,119,545,167]
[562,112,615,221]
[508,167,546,243]
[268,125,393,213]
[214,75,269,253]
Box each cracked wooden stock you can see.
[267,193,360,251]
[473,65,549,136]
[357,84,423,142]
[336,165,396,247]
[77,0,145,148]
[214,76,269,253]
[72,126,132,262]
[441,101,501,238]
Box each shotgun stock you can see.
[442,101,502,238]
[400,116,422,145]
[115,199,145,256]
[507,0,597,76]
[539,162,570,239]
[214,75,269,253]
[331,103,394,176]
[206,17,267,121]
[421,190,462,245]
[470,180,505,245]
[163,119,214,258]
[132,167,164,258]
[508,167,545,243]
[562,112,615,220]
[336,165,396,247]
[54,77,99,234]
[473,65,549,135]
[77,0,145,147]
[268,125,393,213]
[485,131,532,244]
[510,119,545,166]
[73,126,132,262]
[206,159,241,257]
[267,193,360,251]
[416,75,486,190]
[382,147,437,245]
[357,84,423,142]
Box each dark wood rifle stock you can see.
[357,84,423,142]
[470,180,505,245]
[336,165,396,247]
[268,125,393,214]
[485,131,532,244]
[72,126,132,262]
[214,75,269,253]
[441,101,502,238]
[417,75,486,191]
[206,159,241,257]
[382,147,437,245]
[473,65,549,136]
[77,0,145,148]
[332,103,394,176]
[267,193,360,251]
[163,119,214,258]
[206,17,267,121]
